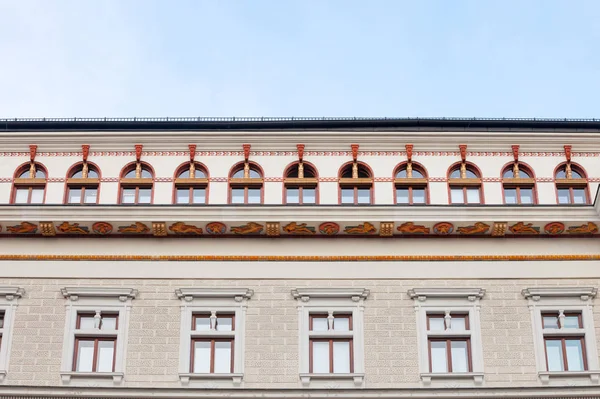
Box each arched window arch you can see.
[229,162,263,204]
[283,161,318,204]
[65,162,100,204]
[448,162,483,204]
[338,162,373,204]
[501,162,536,204]
[394,161,428,204]
[119,162,154,204]
[555,162,589,204]
[174,162,209,204]
[12,162,47,204]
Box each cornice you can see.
[521,287,598,301]
[408,288,486,301]
[0,286,25,301]
[175,288,254,302]
[60,287,138,301]
[291,288,370,302]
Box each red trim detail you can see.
[82,145,90,162]
[297,144,305,162]
[564,145,572,162]
[405,144,413,162]
[189,144,197,162]
[134,144,143,162]
[351,144,359,161]
[459,144,467,162]
[511,145,519,162]
[29,145,37,162]
[243,144,251,161]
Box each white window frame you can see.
[0,287,24,381]
[522,287,600,384]
[175,288,253,387]
[408,287,485,386]
[59,287,137,385]
[292,287,369,387]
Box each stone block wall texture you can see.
[2,277,598,388]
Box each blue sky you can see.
[1,0,599,118]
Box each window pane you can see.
[97,340,115,372]
[466,188,480,204]
[178,170,190,178]
[520,188,533,204]
[413,170,424,178]
[101,316,117,330]
[396,188,409,204]
[75,340,95,372]
[451,317,467,331]
[217,317,233,331]
[563,316,580,329]
[176,188,189,204]
[504,188,517,204]
[122,188,136,204]
[334,317,350,331]
[84,188,98,204]
[125,170,136,178]
[79,316,95,329]
[138,188,151,204]
[341,188,354,204]
[214,341,232,373]
[450,170,461,178]
[573,189,586,204]
[572,170,582,179]
[232,170,244,178]
[520,170,531,178]
[302,188,316,204]
[557,188,570,204]
[545,340,565,371]
[543,316,559,329]
[428,317,445,331]
[249,170,260,178]
[503,169,514,178]
[87,170,99,178]
[396,169,407,178]
[430,341,448,372]
[247,189,261,204]
[312,341,330,373]
[231,188,245,204]
[357,189,370,204]
[141,169,152,178]
[35,169,46,178]
[465,170,477,178]
[413,188,426,204]
[30,188,44,204]
[193,341,211,373]
[451,341,469,372]
[450,188,464,204]
[556,169,567,178]
[14,188,29,203]
[312,317,328,331]
[192,188,206,204]
[73,170,83,178]
[194,317,210,331]
[67,188,82,204]
[565,340,585,371]
[333,341,351,373]
[286,188,300,204]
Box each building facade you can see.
[0,117,599,399]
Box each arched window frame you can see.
[501,161,537,205]
[283,161,319,205]
[393,161,429,205]
[64,162,101,204]
[228,161,264,204]
[173,162,209,204]
[447,161,484,205]
[554,162,590,205]
[11,161,48,204]
[338,161,374,205]
[118,162,154,204]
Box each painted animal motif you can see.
[57,222,89,234]
[231,222,264,235]
[544,222,565,235]
[457,222,490,235]
[344,222,377,235]
[567,222,598,235]
[169,222,203,235]
[509,222,539,235]
[7,222,38,234]
[283,222,315,235]
[397,222,430,234]
[118,222,150,234]
[319,222,340,235]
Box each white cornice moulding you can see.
[60,287,138,302]
[175,288,254,302]
[0,287,25,301]
[291,288,370,302]
[408,288,485,302]
[521,287,598,301]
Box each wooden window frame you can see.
[309,314,353,331]
[543,336,588,372]
[72,337,117,372]
[309,338,354,374]
[427,338,472,373]
[76,313,119,330]
[119,182,153,205]
[339,185,373,205]
[426,313,470,331]
[66,185,100,205]
[190,338,235,374]
[174,163,209,205]
[11,184,46,204]
[192,313,236,331]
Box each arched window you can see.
[448,162,483,204]
[284,162,318,204]
[394,162,428,204]
[502,162,536,204]
[555,163,589,204]
[174,162,209,204]
[12,162,47,204]
[65,162,100,204]
[119,162,154,204]
[339,162,373,204]
[229,162,263,204]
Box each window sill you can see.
[421,372,484,385]
[179,373,243,386]
[299,373,364,387]
[0,370,6,382]
[539,371,600,384]
[60,371,124,384]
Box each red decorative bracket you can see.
[297,144,305,162]
[135,144,143,162]
[459,144,467,162]
[351,144,359,161]
[189,144,197,162]
[243,144,251,161]
[29,145,37,162]
[82,145,90,162]
[511,145,519,162]
[405,144,414,162]
[564,145,572,162]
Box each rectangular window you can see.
[341,188,354,204]
[557,188,571,204]
[309,314,353,374]
[14,188,29,204]
[176,188,189,204]
[138,188,151,204]
[286,188,300,204]
[30,188,44,204]
[520,188,533,204]
[504,188,517,204]
[122,188,136,204]
[426,313,472,373]
[413,188,426,204]
[302,188,316,204]
[466,188,480,204]
[450,188,464,204]
[193,313,234,332]
[541,311,587,372]
[396,188,409,204]
[191,339,233,373]
[231,188,244,204]
[192,188,206,204]
[74,338,116,372]
[84,188,98,204]
[67,188,82,204]
[247,188,261,204]
[357,189,370,204]
[573,188,586,204]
